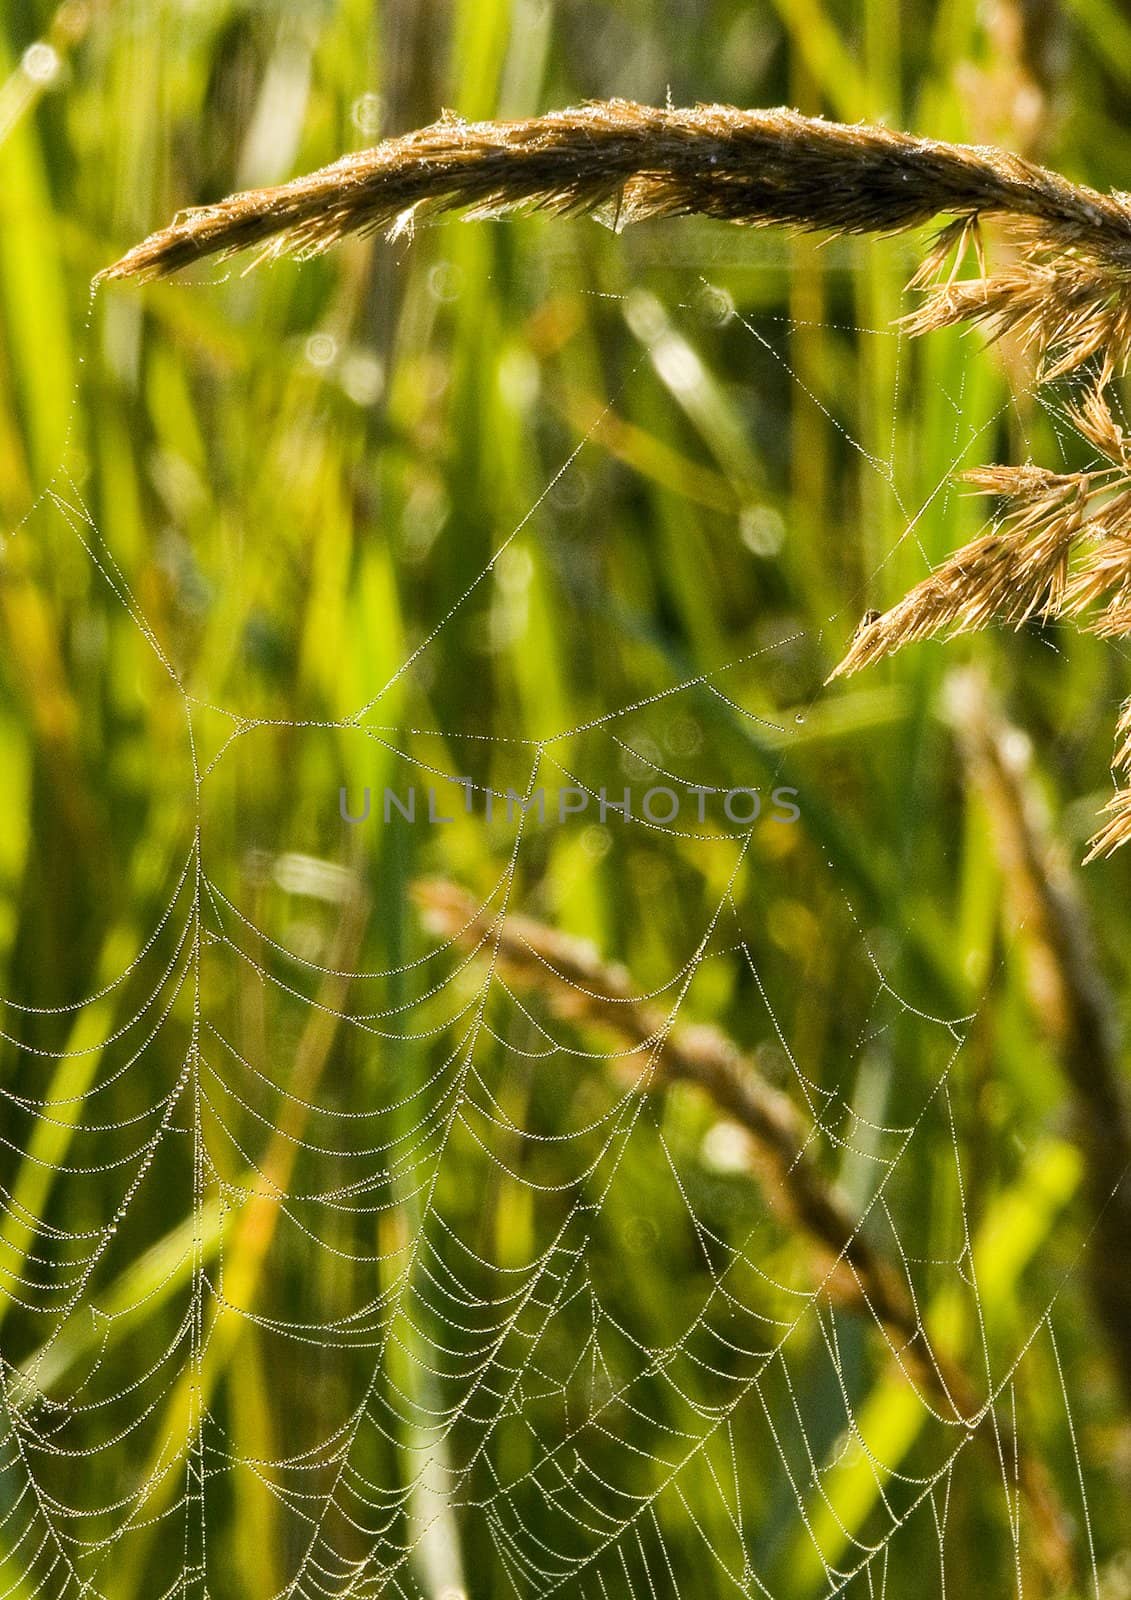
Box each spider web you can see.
[0,228,1107,1600]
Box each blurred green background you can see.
[0,1,1129,1595]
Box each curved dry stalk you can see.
[100,99,1131,382]
[947,669,1131,1402]
[101,102,1131,850]
[414,876,1077,1592]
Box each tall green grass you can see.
[0,2,1127,1595]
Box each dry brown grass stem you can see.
[102,103,1131,849]
[414,876,1077,1592]
[100,99,1131,383]
[947,668,1131,1405]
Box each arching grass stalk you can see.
[99,100,1131,848]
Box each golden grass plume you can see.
[100,98,1131,386]
[832,387,1131,854]
[101,100,1131,853]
